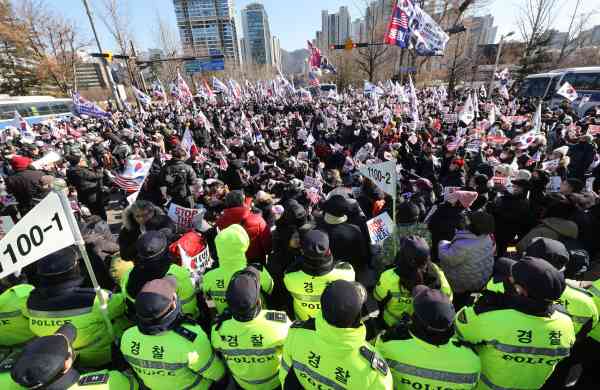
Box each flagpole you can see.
[53,188,114,339]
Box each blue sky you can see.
[55,0,600,52]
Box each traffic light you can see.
[90,51,114,62]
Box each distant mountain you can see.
[282,49,309,75]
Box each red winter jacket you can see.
[216,206,272,264]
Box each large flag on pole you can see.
[408,75,419,123]
[459,94,475,125]
[308,71,320,87]
[11,110,31,133]
[113,158,154,192]
[212,77,229,93]
[132,86,152,106]
[72,92,111,118]
[385,0,413,48]
[176,72,193,104]
[557,82,578,102]
[151,80,167,101]
[307,40,322,70]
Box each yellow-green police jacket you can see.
[374,264,453,328]
[376,326,481,389]
[203,225,273,314]
[0,285,34,359]
[211,309,291,390]
[120,321,224,390]
[283,261,355,321]
[280,313,393,389]
[455,291,575,390]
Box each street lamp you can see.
[487,31,515,101]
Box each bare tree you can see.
[151,9,182,84]
[16,0,89,95]
[354,0,392,82]
[95,0,136,85]
[517,0,559,79]
[554,0,597,66]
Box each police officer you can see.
[211,266,291,389]
[0,275,35,360]
[456,256,576,390]
[3,323,138,389]
[279,279,393,389]
[159,147,198,208]
[485,238,598,388]
[120,277,226,389]
[374,236,453,328]
[283,229,355,321]
[26,246,126,368]
[203,224,273,315]
[376,285,481,389]
[121,230,199,319]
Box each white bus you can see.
[0,95,73,129]
[518,67,600,116]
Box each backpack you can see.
[561,237,590,279]
[165,163,189,198]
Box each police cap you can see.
[495,256,566,301]
[11,324,77,388]
[524,237,570,271]
[396,236,430,268]
[135,277,178,322]
[321,280,366,328]
[136,231,168,262]
[226,266,261,318]
[37,246,79,276]
[412,285,455,332]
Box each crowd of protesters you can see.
[1,82,600,389]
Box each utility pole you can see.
[81,0,124,110]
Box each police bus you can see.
[0,95,73,129]
[518,67,600,116]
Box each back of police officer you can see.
[280,279,393,389]
[26,246,126,368]
[120,277,225,389]
[121,230,199,319]
[0,279,35,360]
[283,229,355,321]
[3,323,138,389]
[456,256,575,390]
[376,285,481,389]
[211,266,291,390]
[374,236,453,328]
[203,224,273,315]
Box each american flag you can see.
[113,175,142,192]
[308,71,320,87]
[384,0,413,48]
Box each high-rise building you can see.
[241,2,274,66]
[351,18,366,42]
[319,6,352,50]
[172,0,241,65]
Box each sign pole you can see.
[392,167,397,257]
[53,189,114,339]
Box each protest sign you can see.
[548,176,562,192]
[0,192,75,279]
[589,125,600,136]
[444,113,457,123]
[443,186,461,200]
[31,151,62,170]
[303,176,322,190]
[168,203,199,230]
[542,159,560,171]
[0,216,14,240]
[366,212,394,244]
[492,176,508,186]
[358,160,396,198]
[179,244,213,287]
[465,139,482,153]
